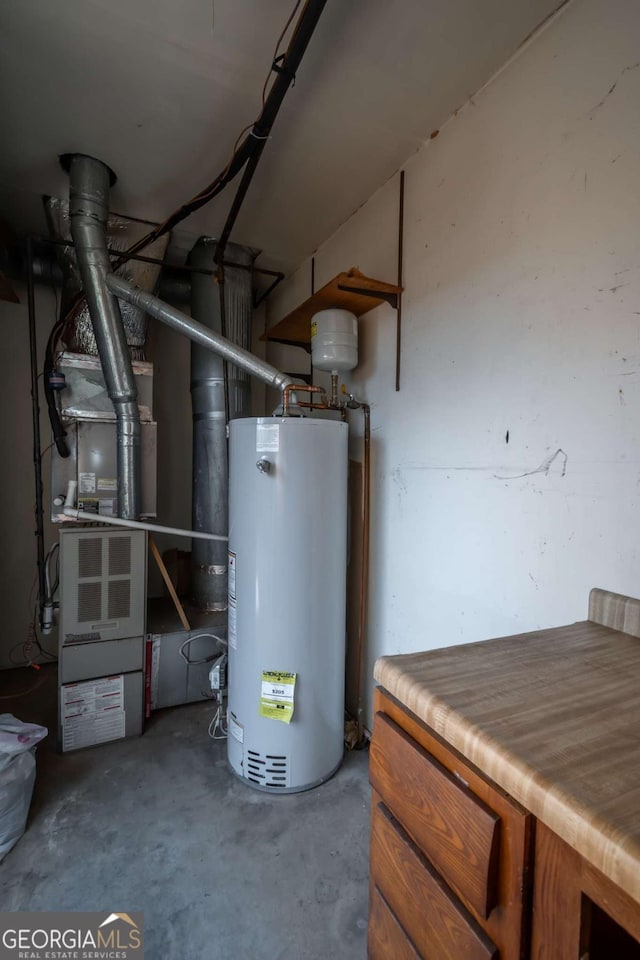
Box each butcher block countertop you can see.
[373,588,640,904]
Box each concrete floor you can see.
[1,666,370,959]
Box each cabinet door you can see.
[371,710,501,918]
[371,799,498,960]
[368,886,422,960]
[372,687,533,960]
[531,823,640,960]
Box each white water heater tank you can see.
[311,309,358,372]
[227,416,348,793]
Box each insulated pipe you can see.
[106,274,293,392]
[67,154,141,519]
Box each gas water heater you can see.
[227,416,349,792]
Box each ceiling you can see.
[0,0,562,273]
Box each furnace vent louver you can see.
[108,580,131,619]
[77,581,102,623]
[60,528,147,644]
[78,537,102,578]
[109,536,132,576]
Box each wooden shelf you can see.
[262,268,401,349]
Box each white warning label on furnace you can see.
[97,477,117,491]
[79,472,96,493]
[256,423,279,453]
[61,675,125,750]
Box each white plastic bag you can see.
[0,714,48,861]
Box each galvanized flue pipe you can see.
[67,154,141,519]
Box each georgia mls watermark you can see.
[0,913,144,960]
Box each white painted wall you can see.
[267,0,640,728]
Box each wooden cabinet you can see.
[371,801,498,960]
[531,823,640,960]
[369,686,640,960]
[368,688,533,960]
[370,711,501,919]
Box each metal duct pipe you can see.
[189,239,253,610]
[67,154,141,519]
[188,239,234,609]
[190,238,254,419]
[189,238,225,611]
[46,188,169,360]
[106,274,292,391]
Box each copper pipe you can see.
[296,400,347,421]
[356,403,371,744]
[295,401,330,410]
[282,383,326,415]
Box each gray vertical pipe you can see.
[189,239,227,610]
[220,243,254,420]
[68,154,141,519]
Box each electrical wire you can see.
[178,632,226,666]
[110,0,306,268]
[0,675,48,700]
[9,638,57,667]
[44,542,60,603]
[208,698,228,740]
[15,601,59,668]
[51,0,308,341]
[34,641,57,661]
[261,0,304,107]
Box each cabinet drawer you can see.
[370,711,501,919]
[371,799,498,960]
[368,886,421,960]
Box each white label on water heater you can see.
[260,671,296,724]
[256,423,279,453]
[229,714,244,744]
[228,601,237,650]
[228,552,236,601]
[228,552,237,649]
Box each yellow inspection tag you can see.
[260,671,296,724]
